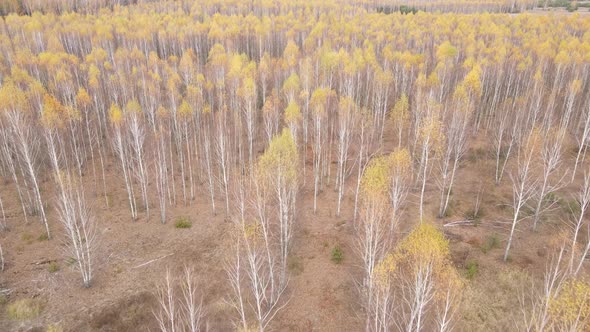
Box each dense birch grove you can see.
[1,0,590,331]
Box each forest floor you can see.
[0,132,585,332]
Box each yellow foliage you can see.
[549,280,590,329]
[283,39,300,68]
[228,53,245,80]
[310,87,334,114]
[463,65,482,97]
[202,103,212,114]
[361,156,390,200]
[284,100,302,124]
[178,100,193,119]
[570,79,582,95]
[257,129,299,184]
[397,223,450,265]
[373,252,398,290]
[239,76,256,100]
[87,65,101,89]
[0,80,28,113]
[282,72,300,96]
[419,113,444,149]
[41,94,66,129]
[436,41,458,62]
[374,222,462,302]
[389,148,412,179]
[391,94,409,123]
[338,95,354,115]
[243,221,262,242]
[125,99,141,114]
[109,103,123,127]
[75,88,91,109]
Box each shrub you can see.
[562,199,581,217]
[566,2,578,11]
[465,260,479,279]
[65,257,77,266]
[481,234,500,254]
[37,233,49,242]
[544,192,559,204]
[331,245,344,264]
[21,233,34,244]
[468,147,487,163]
[287,255,304,275]
[464,207,485,223]
[174,217,192,229]
[6,298,43,320]
[399,5,418,14]
[48,262,59,273]
[443,200,455,218]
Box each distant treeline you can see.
[0,0,540,17]
[0,0,167,16]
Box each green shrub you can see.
[331,245,344,264]
[566,2,578,11]
[37,233,49,242]
[21,233,34,244]
[6,298,43,320]
[48,262,59,273]
[481,234,500,254]
[174,217,192,229]
[66,257,77,266]
[465,260,479,279]
[399,5,418,14]
[562,199,581,217]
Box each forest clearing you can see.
[0,0,590,331]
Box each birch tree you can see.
[109,103,137,220]
[388,148,413,233]
[335,96,357,216]
[531,127,567,230]
[368,223,462,331]
[568,171,590,276]
[56,172,98,288]
[124,100,150,219]
[154,267,206,332]
[5,109,49,237]
[310,88,334,213]
[357,155,391,329]
[257,129,299,285]
[504,129,540,262]
[437,78,475,218]
[416,110,444,221]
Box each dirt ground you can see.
[0,130,586,332]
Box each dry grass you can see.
[6,298,43,320]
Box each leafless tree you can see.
[504,130,539,262]
[5,110,49,237]
[56,172,98,288]
[154,267,206,332]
